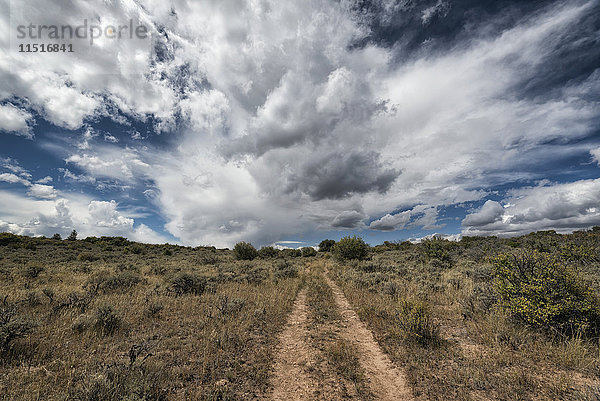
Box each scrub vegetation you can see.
[1,228,600,400]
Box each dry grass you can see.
[304,268,374,400]
[329,232,600,401]
[0,236,302,400]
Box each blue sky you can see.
[0,0,599,248]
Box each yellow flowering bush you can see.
[493,250,600,335]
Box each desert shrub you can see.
[318,239,336,252]
[420,238,454,267]
[24,263,44,278]
[54,291,94,313]
[233,242,258,260]
[23,241,37,251]
[301,247,317,257]
[0,233,21,246]
[163,248,173,256]
[333,236,370,261]
[168,273,207,296]
[493,251,600,335]
[0,304,36,352]
[116,263,139,273]
[51,233,62,240]
[150,265,168,275]
[198,251,219,265]
[77,252,100,262]
[274,260,298,280]
[397,298,441,347]
[93,305,122,336]
[242,265,269,285]
[86,271,145,293]
[126,244,145,255]
[67,362,167,401]
[72,314,91,333]
[258,246,279,258]
[281,248,301,258]
[25,291,43,307]
[145,301,164,318]
[42,288,55,303]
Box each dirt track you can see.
[270,262,414,400]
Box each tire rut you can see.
[323,268,415,401]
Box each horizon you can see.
[1,0,599,248]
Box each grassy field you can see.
[2,229,600,400]
[0,234,302,400]
[329,230,600,400]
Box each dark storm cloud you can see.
[350,0,560,55]
[331,210,366,228]
[286,151,398,201]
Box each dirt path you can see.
[270,290,317,401]
[323,269,414,401]
[271,263,414,400]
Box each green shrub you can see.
[77,252,100,262]
[397,298,441,347]
[67,362,167,400]
[86,271,145,293]
[233,242,258,260]
[93,305,122,336]
[168,273,207,296]
[280,248,301,258]
[318,239,336,252]
[258,246,279,258]
[274,260,298,280]
[301,247,317,257]
[493,251,600,335]
[0,304,36,352]
[332,236,370,261]
[0,233,21,246]
[24,263,44,278]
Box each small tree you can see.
[258,246,279,258]
[67,230,78,241]
[52,233,62,240]
[332,236,370,261]
[318,239,336,252]
[233,242,258,261]
[301,247,317,257]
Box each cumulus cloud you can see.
[0,172,29,185]
[1,0,599,246]
[462,200,505,227]
[0,104,33,137]
[591,147,600,166]
[331,210,366,228]
[27,184,58,199]
[462,179,600,236]
[369,205,441,231]
[0,190,168,243]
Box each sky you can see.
[0,0,599,248]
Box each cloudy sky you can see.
[0,0,599,248]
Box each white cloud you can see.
[462,179,600,236]
[36,176,53,184]
[0,172,29,186]
[65,147,151,182]
[0,104,33,137]
[421,0,451,25]
[27,184,58,199]
[591,147,600,166]
[0,190,169,243]
[1,1,599,246]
